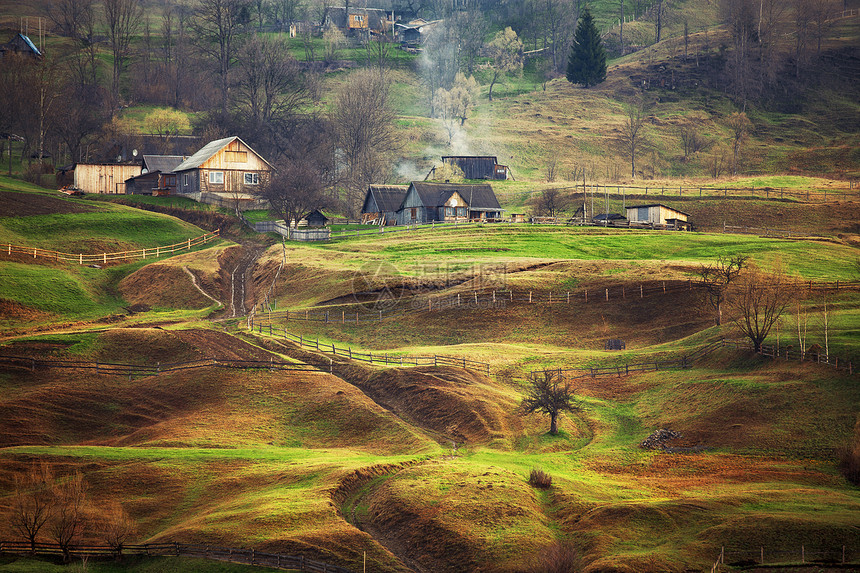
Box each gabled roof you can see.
[142,155,184,174]
[173,136,272,172]
[324,6,388,28]
[409,182,501,211]
[367,185,408,213]
[626,204,690,217]
[2,33,42,57]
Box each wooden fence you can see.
[246,322,491,376]
[0,541,353,572]
[530,338,854,382]
[0,355,319,377]
[1,231,220,265]
[250,278,860,322]
[496,183,857,203]
[712,544,857,570]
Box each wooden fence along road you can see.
[246,324,492,376]
[711,544,857,571]
[0,541,353,573]
[0,356,319,377]
[1,231,220,265]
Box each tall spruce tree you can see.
[566,8,607,87]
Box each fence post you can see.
[605,288,609,301]
[567,292,569,303]
[662,281,666,293]
[585,290,588,302]
[802,545,805,563]
[760,547,764,564]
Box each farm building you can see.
[396,182,503,225]
[174,136,273,208]
[361,185,408,224]
[625,204,691,230]
[438,156,510,180]
[395,18,440,47]
[73,163,142,194]
[323,6,391,35]
[303,210,329,228]
[0,33,42,59]
[125,155,184,195]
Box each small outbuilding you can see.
[361,184,408,224]
[593,213,627,225]
[303,210,329,228]
[74,162,142,194]
[0,33,43,59]
[439,156,510,180]
[625,204,690,230]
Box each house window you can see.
[209,171,224,184]
[445,207,454,217]
[165,176,176,186]
[244,172,259,185]
[456,207,467,217]
[183,174,189,186]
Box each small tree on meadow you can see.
[726,264,792,352]
[520,371,580,435]
[11,462,55,554]
[486,27,523,102]
[698,254,748,326]
[566,8,607,88]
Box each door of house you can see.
[411,207,417,221]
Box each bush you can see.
[530,541,582,573]
[838,420,860,485]
[528,468,552,489]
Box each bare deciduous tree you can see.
[99,500,137,561]
[727,111,751,175]
[11,463,55,554]
[529,187,571,217]
[520,371,580,435]
[48,471,88,563]
[618,98,649,179]
[191,0,251,118]
[104,0,143,103]
[698,254,748,325]
[330,69,399,215]
[264,158,332,231]
[726,265,793,352]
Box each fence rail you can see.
[250,278,860,323]
[0,355,319,377]
[1,231,220,265]
[246,322,491,376]
[495,183,857,203]
[530,338,854,381]
[0,541,353,572]
[711,544,857,571]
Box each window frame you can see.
[209,171,225,185]
[244,172,259,185]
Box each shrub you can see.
[838,420,860,485]
[530,541,582,573]
[528,468,552,489]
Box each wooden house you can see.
[174,136,273,203]
[396,182,502,225]
[625,204,690,230]
[125,155,184,195]
[361,184,408,224]
[73,163,142,194]
[0,33,42,59]
[323,6,390,35]
[440,156,510,180]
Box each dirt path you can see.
[224,244,266,318]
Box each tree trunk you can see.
[550,412,558,435]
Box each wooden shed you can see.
[0,33,42,59]
[625,204,690,230]
[441,156,510,180]
[361,185,408,224]
[74,163,142,194]
[125,155,184,195]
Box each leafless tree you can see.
[190,0,251,119]
[104,0,143,103]
[618,97,649,179]
[726,264,793,352]
[520,371,580,435]
[330,69,399,215]
[679,122,713,160]
[808,0,838,56]
[653,0,666,44]
[48,471,88,563]
[11,463,55,554]
[452,8,487,75]
[529,188,570,217]
[544,157,560,182]
[236,35,307,128]
[698,254,748,325]
[726,111,751,175]
[44,0,95,40]
[420,22,460,116]
[263,158,333,231]
[98,500,137,560]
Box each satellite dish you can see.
[141,168,148,174]
[116,155,122,162]
[132,149,138,157]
